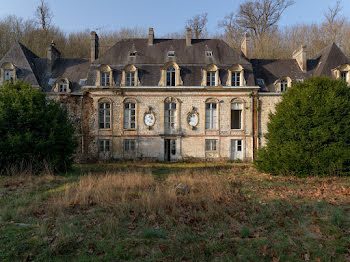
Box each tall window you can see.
[101,72,110,86]
[205,103,217,129]
[4,70,14,81]
[341,71,348,82]
[126,72,135,86]
[99,102,111,129]
[99,139,111,153]
[205,139,217,151]
[166,67,176,86]
[231,103,242,129]
[281,80,288,92]
[124,103,136,129]
[59,80,67,92]
[207,72,216,86]
[232,72,241,86]
[165,102,176,129]
[124,139,136,152]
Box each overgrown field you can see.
[1,162,350,261]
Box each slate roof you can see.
[86,38,255,86]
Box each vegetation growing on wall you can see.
[255,77,350,177]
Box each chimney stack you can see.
[148,28,154,46]
[241,33,251,59]
[90,31,99,62]
[293,45,307,72]
[47,40,61,73]
[186,28,192,46]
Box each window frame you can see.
[126,72,135,87]
[99,139,111,153]
[341,71,348,82]
[123,139,136,152]
[166,67,176,86]
[280,80,288,92]
[205,139,217,152]
[164,102,177,130]
[123,102,136,130]
[58,80,68,93]
[101,72,110,87]
[231,102,243,130]
[231,71,241,87]
[4,69,14,82]
[206,71,216,86]
[98,102,111,129]
[205,102,218,130]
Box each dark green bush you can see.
[255,77,350,177]
[0,80,77,174]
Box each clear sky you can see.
[0,0,348,36]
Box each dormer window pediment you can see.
[158,62,183,87]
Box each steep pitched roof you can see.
[310,43,350,77]
[0,42,41,86]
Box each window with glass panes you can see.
[281,80,288,92]
[206,71,216,86]
[99,139,110,153]
[126,72,135,86]
[123,139,136,152]
[341,71,348,82]
[164,102,176,129]
[205,103,217,129]
[205,139,217,151]
[59,80,67,92]
[101,72,110,86]
[98,102,111,129]
[166,67,176,86]
[232,72,241,86]
[231,103,242,129]
[4,70,14,81]
[123,103,136,129]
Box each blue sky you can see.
[0,0,347,35]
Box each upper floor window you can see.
[4,70,14,81]
[206,51,213,57]
[232,72,241,87]
[341,71,348,82]
[166,67,176,86]
[165,102,176,129]
[98,102,111,129]
[129,51,136,57]
[207,72,216,86]
[168,51,175,57]
[59,80,68,92]
[205,102,217,129]
[231,103,243,129]
[281,80,288,92]
[124,102,136,129]
[101,72,110,86]
[126,72,135,86]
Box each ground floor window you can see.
[124,139,136,152]
[205,139,217,151]
[99,139,111,153]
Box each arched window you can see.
[98,100,111,129]
[205,99,218,129]
[280,80,288,92]
[166,67,176,86]
[123,99,136,129]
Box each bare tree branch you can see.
[185,13,208,39]
[34,0,53,31]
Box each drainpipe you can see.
[80,95,84,155]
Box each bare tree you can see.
[235,0,294,40]
[323,0,345,44]
[185,13,208,39]
[35,0,53,31]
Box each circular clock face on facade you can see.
[144,113,155,127]
[187,113,199,127]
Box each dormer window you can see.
[126,72,135,86]
[281,80,288,92]
[207,72,216,86]
[202,64,219,87]
[122,64,138,87]
[59,80,68,92]
[167,51,175,57]
[275,77,292,92]
[129,52,137,57]
[232,72,241,86]
[4,70,14,81]
[206,51,213,57]
[101,72,110,86]
[97,65,113,87]
[227,65,245,87]
[1,62,16,84]
[341,71,348,82]
[166,67,176,86]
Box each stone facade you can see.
[0,29,349,162]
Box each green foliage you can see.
[255,77,350,177]
[0,80,77,174]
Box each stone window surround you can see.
[205,98,220,130]
[122,98,138,130]
[54,77,71,93]
[159,62,183,86]
[202,64,220,87]
[227,65,245,87]
[121,64,139,86]
[0,62,16,84]
[164,96,181,132]
[230,98,246,131]
[96,64,113,87]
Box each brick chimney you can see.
[293,45,307,72]
[90,31,99,62]
[148,28,154,46]
[47,40,61,73]
[186,28,192,46]
[241,33,251,58]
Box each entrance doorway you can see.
[231,139,243,161]
[164,139,176,161]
